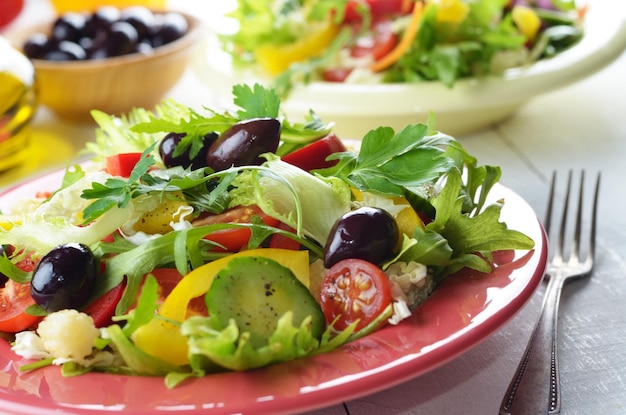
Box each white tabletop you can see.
[2,1,626,414]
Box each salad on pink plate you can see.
[0,84,534,388]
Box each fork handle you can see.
[499,276,563,415]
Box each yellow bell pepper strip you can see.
[131,248,310,366]
[255,21,339,76]
[371,1,425,72]
[351,188,424,237]
[435,0,470,25]
[512,5,541,42]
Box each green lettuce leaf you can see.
[180,310,357,376]
[230,159,352,245]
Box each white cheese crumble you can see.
[37,309,100,362]
[12,310,107,366]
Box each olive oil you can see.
[0,37,36,172]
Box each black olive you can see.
[205,118,281,172]
[323,207,400,268]
[22,33,50,59]
[159,131,218,169]
[103,21,138,57]
[51,12,86,43]
[43,40,87,61]
[136,40,154,55]
[150,12,188,47]
[23,8,189,62]
[120,6,155,41]
[31,243,99,313]
[87,6,121,38]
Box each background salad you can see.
[0,84,533,387]
[219,0,585,95]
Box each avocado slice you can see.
[206,256,325,348]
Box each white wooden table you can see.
[2,1,626,414]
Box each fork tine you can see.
[555,171,573,261]
[589,172,601,263]
[571,171,585,260]
[544,171,557,235]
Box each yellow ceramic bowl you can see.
[8,10,203,122]
[49,0,167,14]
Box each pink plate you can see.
[0,168,547,415]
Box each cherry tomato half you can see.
[319,258,392,332]
[0,280,40,332]
[195,205,280,252]
[0,252,41,333]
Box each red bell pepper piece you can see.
[282,134,347,172]
[105,152,144,178]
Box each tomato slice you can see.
[282,134,347,171]
[148,268,207,317]
[195,205,280,252]
[350,19,398,60]
[82,283,125,328]
[105,152,144,178]
[268,222,301,251]
[342,0,413,23]
[0,280,40,332]
[0,251,40,333]
[319,258,392,331]
[321,67,354,83]
[321,19,398,82]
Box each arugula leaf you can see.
[119,274,160,336]
[0,254,31,283]
[128,83,331,160]
[404,169,535,279]
[81,144,157,223]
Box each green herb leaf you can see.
[322,124,455,196]
[232,83,280,119]
[121,273,160,336]
[0,255,32,283]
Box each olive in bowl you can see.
[8,6,203,122]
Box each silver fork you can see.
[499,171,601,415]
